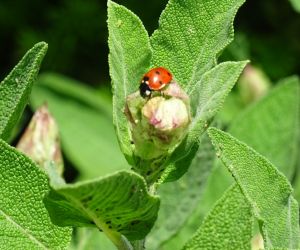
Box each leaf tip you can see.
[33,41,48,53]
[207,126,221,138]
[107,0,118,9]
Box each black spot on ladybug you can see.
[155,71,160,75]
[167,72,171,76]
[143,76,149,81]
[159,81,163,85]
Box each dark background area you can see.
[0,0,299,87]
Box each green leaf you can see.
[33,73,112,115]
[0,139,71,249]
[150,0,245,91]
[162,61,247,182]
[196,77,300,230]
[229,76,300,179]
[44,171,160,243]
[183,185,252,250]
[31,73,129,180]
[208,127,300,249]
[146,133,214,250]
[0,42,48,141]
[108,0,152,164]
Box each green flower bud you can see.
[125,82,191,161]
[17,105,64,176]
[238,64,271,104]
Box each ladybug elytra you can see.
[139,67,172,98]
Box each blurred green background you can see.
[1,0,300,86]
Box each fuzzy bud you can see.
[125,82,191,160]
[17,105,64,175]
[238,64,270,104]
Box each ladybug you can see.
[139,67,172,98]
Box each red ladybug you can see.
[139,67,172,98]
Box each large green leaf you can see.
[229,76,300,179]
[208,128,300,249]
[31,73,129,180]
[183,185,252,250]
[150,0,245,91]
[146,133,214,250]
[0,139,71,249]
[195,77,300,230]
[162,61,247,182]
[108,0,152,164]
[0,42,47,140]
[45,171,160,244]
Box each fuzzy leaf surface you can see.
[196,77,300,231]
[108,0,152,163]
[31,73,129,180]
[229,76,300,179]
[183,185,252,250]
[199,77,300,230]
[163,61,247,182]
[0,42,47,140]
[151,0,245,91]
[45,171,160,241]
[0,139,71,249]
[146,133,214,249]
[208,128,300,249]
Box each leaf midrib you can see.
[63,191,122,247]
[0,208,48,249]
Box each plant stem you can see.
[104,230,133,250]
[131,240,145,250]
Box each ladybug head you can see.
[139,82,152,98]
